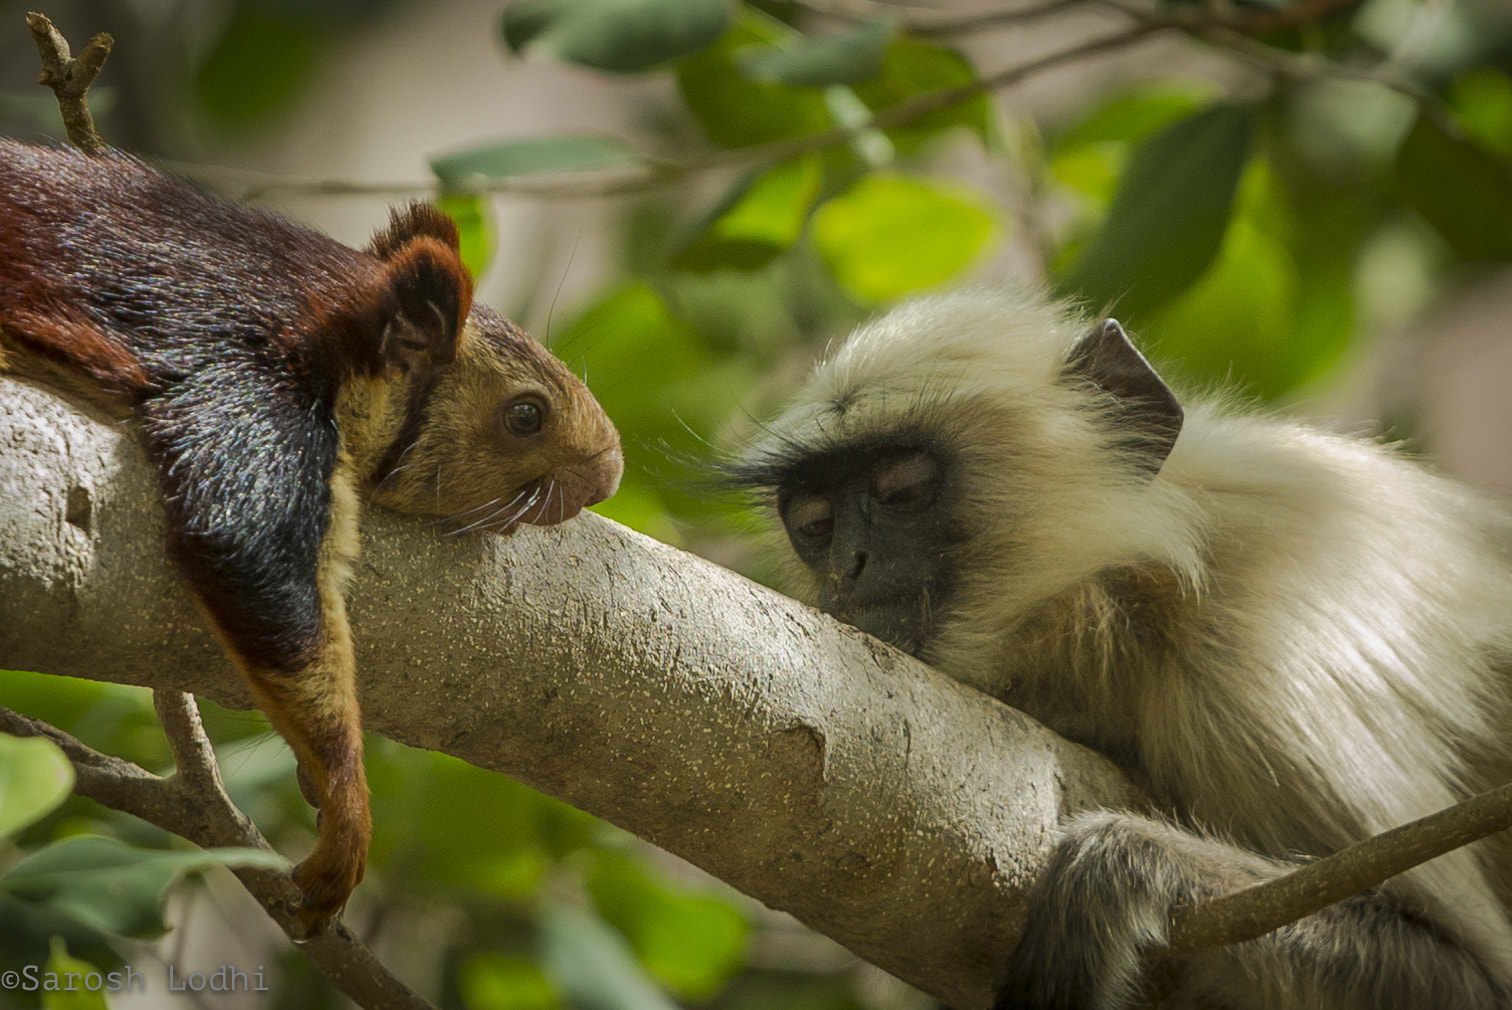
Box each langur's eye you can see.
[501,397,545,437]
[872,454,940,506]
[785,493,834,540]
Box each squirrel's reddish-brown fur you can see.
[0,140,622,931]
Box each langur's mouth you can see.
[828,600,935,657]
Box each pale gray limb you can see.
[5,378,1503,1005]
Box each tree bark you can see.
[0,375,1139,1010]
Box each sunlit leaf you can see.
[850,37,992,153]
[1137,159,1354,400]
[1270,183,1364,397]
[677,15,833,147]
[431,135,641,188]
[1050,144,1122,205]
[1144,214,1304,397]
[0,836,285,938]
[367,748,594,898]
[437,193,495,280]
[1447,68,1512,159]
[737,20,893,87]
[555,284,750,541]
[811,173,1000,303]
[672,156,823,271]
[1063,104,1256,320]
[0,733,73,839]
[1053,83,1213,150]
[588,852,747,999]
[502,0,729,73]
[1395,112,1512,262]
[539,904,679,1010]
[460,951,563,1010]
[41,939,108,1010]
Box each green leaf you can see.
[0,733,74,839]
[1140,159,1353,400]
[587,852,747,999]
[1145,217,1298,394]
[1395,112,1512,262]
[737,20,893,87]
[460,951,563,1010]
[1053,83,1214,150]
[431,135,641,188]
[194,12,317,125]
[811,173,1000,303]
[1048,86,1214,234]
[672,156,823,272]
[850,37,992,153]
[367,748,594,897]
[502,0,729,72]
[41,939,108,1010]
[437,193,495,280]
[539,904,680,1010]
[0,836,286,938]
[677,15,833,148]
[555,284,746,542]
[1447,68,1512,159]
[1063,104,1256,321]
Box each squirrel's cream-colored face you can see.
[358,306,621,533]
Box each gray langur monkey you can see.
[727,289,1512,1010]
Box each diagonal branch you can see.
[1167,780,1512,955]
[0,699,440,1010]
[194,19,1174,202]
[0,374,1137,1010]
[188,0,1402,203]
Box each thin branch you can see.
[791,0,1098,36]
[152,690,234,800]
[0,702,439,1010]
[192,0,1395,204]
[26,11,111,154]
[1167,781,1512,954]
[202,20,1171,202]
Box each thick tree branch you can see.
[0,699,438,1010]
[4,379,1503,1004]
[0,376,1139,1009]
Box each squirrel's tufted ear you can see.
[368,204,473,369]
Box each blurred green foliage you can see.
[4,0,1512,1007]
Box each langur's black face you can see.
[775,443,958,655]
[740,307,1182,665]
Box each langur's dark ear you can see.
[1064,319,1183,474]
[370,204,473,369]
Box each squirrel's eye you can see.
[501,398,545,437]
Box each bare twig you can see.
[26,11,111,154]
[1167,782,1512,954]
[0,702,439,1010]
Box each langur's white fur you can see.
[749,288,1512,1007]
